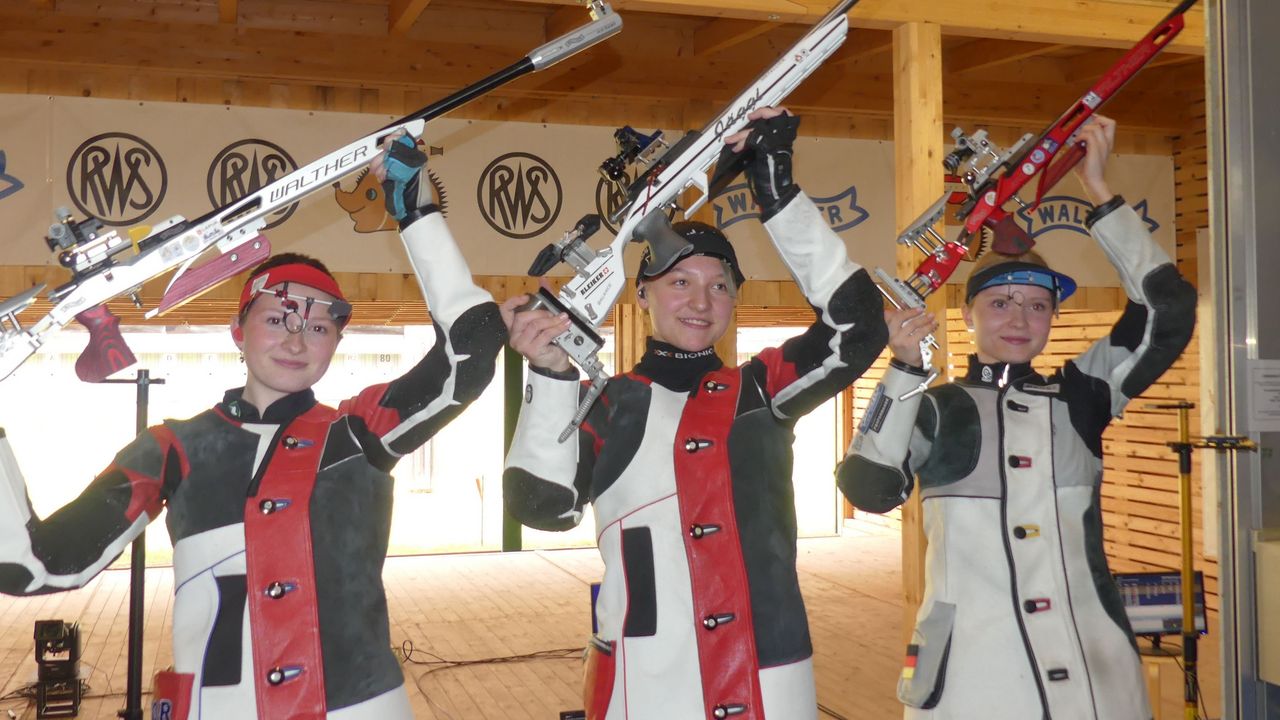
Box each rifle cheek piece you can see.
[633,212,696,280]
[635,216,745,290]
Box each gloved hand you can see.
[378,134,438,229]
[740,113,801,222]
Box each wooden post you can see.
[613,302,649,373]
[893,20,945,642]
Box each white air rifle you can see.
[0,1,621,384]
[522,0,862,441]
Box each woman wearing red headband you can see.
[838,116,1197,719]
[0,133,505,719]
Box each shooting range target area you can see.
[3,1,1279,719]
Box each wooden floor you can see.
[0,528,1221,719]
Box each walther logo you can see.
[267,146,369,204]
[208,139,299,230]
[0,150,22,201]
[66,132,168,226]
[477,151,563,239]
[712,183,869,233]
[1016,195,1158,239]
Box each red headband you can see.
[238,263,347,317]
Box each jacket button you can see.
[266,666,302,686]
[713,704,747,717]
[259,498,291,514]
[702,613,735,630]
[283,436,299,449]
[1013,526,1027,539]
[704,380,729,392]
[265,581,296,599]
[689,523,722,539]
[1008,455,1032,468]
[1024,598,1052,614]
[684,438,713,453]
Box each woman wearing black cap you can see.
[837,116,1197,719]
[500,107,888,720]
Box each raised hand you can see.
[886,306,937,369]
[501,291,572,373]
[1072,115,1117,206]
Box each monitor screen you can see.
[1114,570,1208,636]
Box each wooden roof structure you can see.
[0,0,1206,139]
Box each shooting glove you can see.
[742,114,801,222]
[382,135,439,230]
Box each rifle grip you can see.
[74,305,137,383]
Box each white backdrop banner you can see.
[0,94,1175,287]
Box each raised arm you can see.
[1061,116,1196,416]
[499,298,594,531]
[835,306,941,513]
[0,426,172,595]
[727,110,888,420]
[339,134,506,468]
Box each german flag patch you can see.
[902,643,920,680]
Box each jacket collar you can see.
[964,354,1036,389]
[633,339,723,392]
[219,387,318,424]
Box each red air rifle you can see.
[889,0,1198,306]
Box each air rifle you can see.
[0,1,622,384]
[521,0,862,442]
[874,0,1197,398]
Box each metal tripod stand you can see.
[1150,400,1255,720]
[102,369,164,720]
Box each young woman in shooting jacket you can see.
[500,107,888,720]
[837,115,1197,719]
[0,133,505,719]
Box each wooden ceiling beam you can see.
[826,27,893,67]
[946,39,1070,75]
[500,0,1204,54]
[545,4,590,40]
[218,0,236,24]
[389,0,433,35]
[694,17,777,57]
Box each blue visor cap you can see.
[965,260,1077,305]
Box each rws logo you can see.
[712,183,869,233]
[477,152,562,239]
[208,139,299,230]
[1016,195,1158,239]
[66,132,167,226]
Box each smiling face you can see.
[232,282,343,411]
[638,254,737,353]
[962,284,1055,365]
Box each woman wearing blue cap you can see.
[836,115,1197,719]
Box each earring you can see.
[637,287,646,299]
